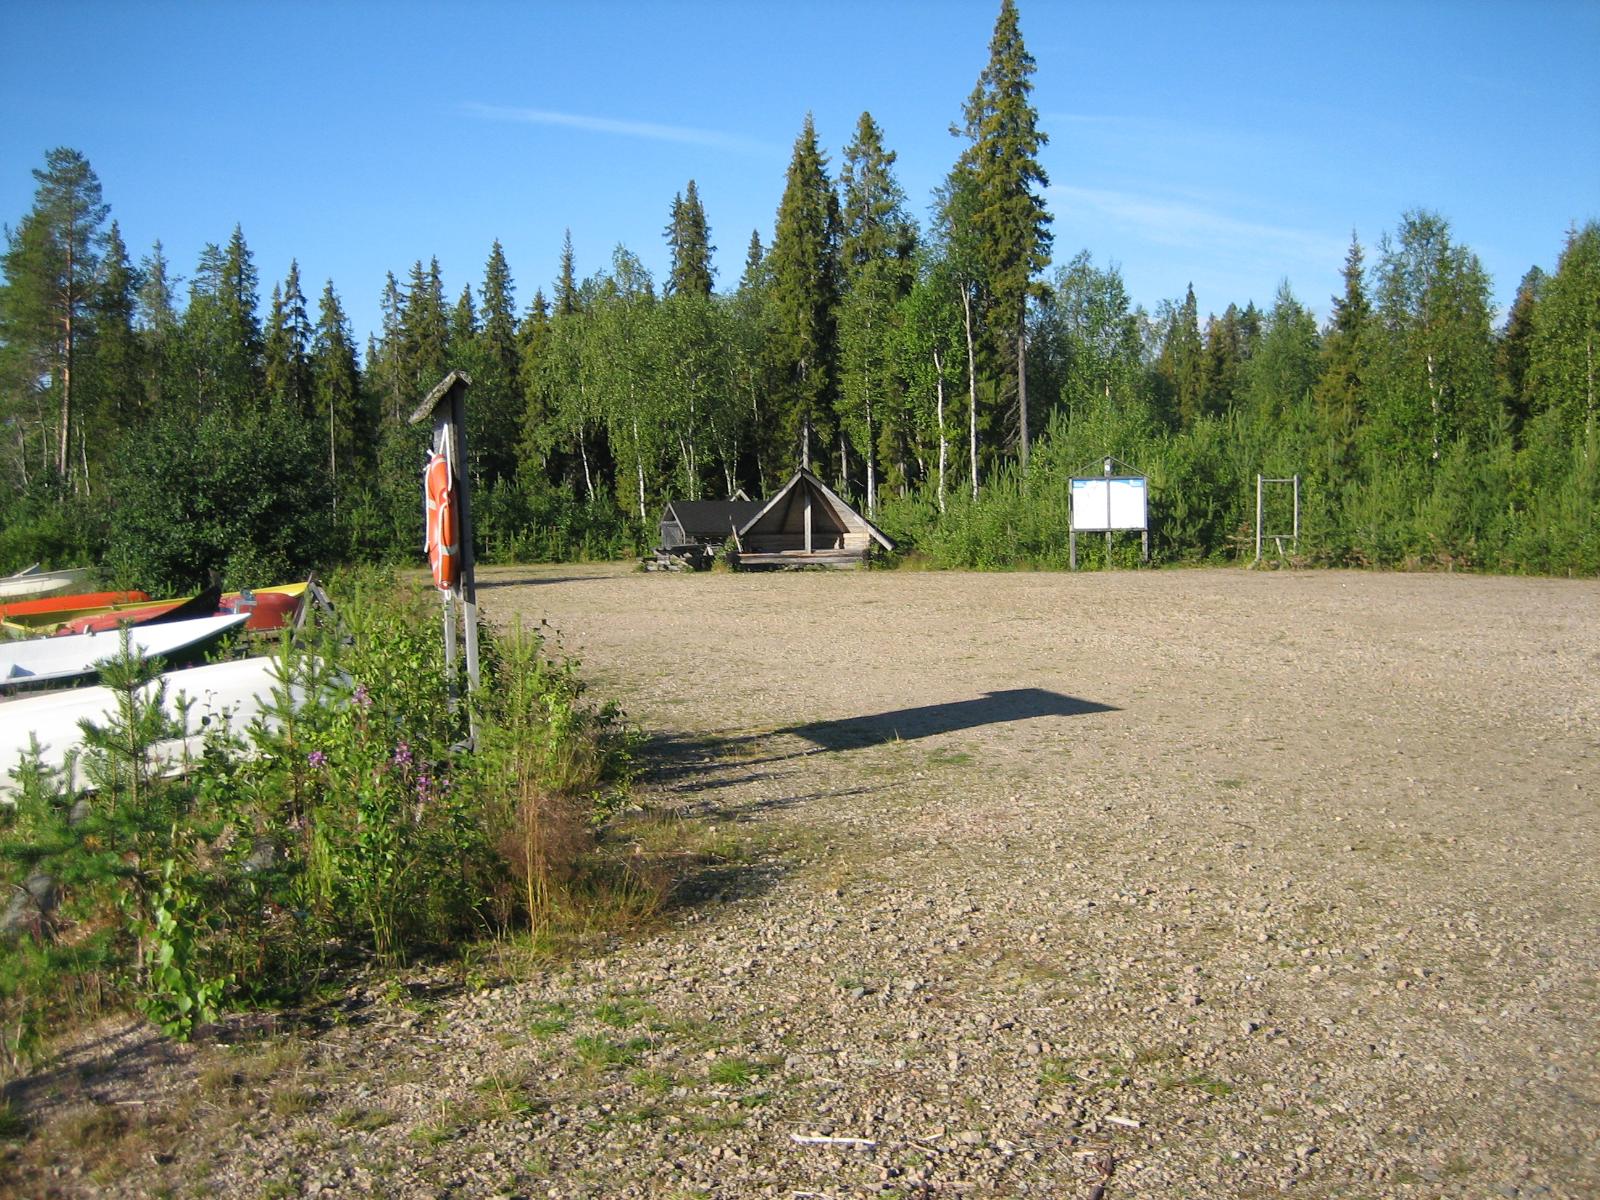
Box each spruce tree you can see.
[516,288,553,468]
[310,280,364,501]
[1313,234,1372,471]
[135,240,179,414]
[767,113,841,477]
[555,230,579,316]
[730,230,777,486]
[90,221,144,449]
[1201,304,1248,417]
[1496,266,1544,438]
[472,240,523,483]
[178,227,262,410]
[399,258,450,397]
[1156,285,1204,428]
[666,180,715,299]
[838,111,916,512]
[451,284,478,342]
[262,260,313,414]
[954,0,1052,468]
[481,240,520,386]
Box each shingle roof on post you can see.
[408,369,473,426]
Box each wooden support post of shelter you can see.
[409,370,479,746]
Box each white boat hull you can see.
[0,613,249,688]
[0,568,91,600]
[0,656,308,800]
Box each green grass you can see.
[574,1034,651,1071]
[1038,1058,1083,1087]
[706,1056,762,1086]
[474,1072,545,1119]
[630,1068,678,1094]
[331,1106,395,1132]
[593,996,656,1028]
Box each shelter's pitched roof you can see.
[737,469,895,550]
[661,498,765,539]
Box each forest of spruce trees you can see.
[2,2,1596,590]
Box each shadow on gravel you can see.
[643,688,1116,789]
[475,573,607,590]
[784,688,1118,751]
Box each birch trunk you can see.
[632,416,646,522]
[962,286,979,500]
[1016,322,1029,472]
[865,400,876,517]
[578,423,594,502]
[933,346,948,514]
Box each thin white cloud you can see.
[1048,112,1271,158]
[461,103,772,154]
[1049,183,1345,266]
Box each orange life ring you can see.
[424,450,459,591]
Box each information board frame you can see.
[1069,456,1150,569]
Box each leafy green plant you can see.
[129,857,228,1039]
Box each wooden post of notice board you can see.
[409,369,479,747]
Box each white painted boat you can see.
[0,655,309,800]
[0,613,249,688]
[0,568,91,600]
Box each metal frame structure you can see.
[1253,474,1300,566]
[1069,456,1149,570]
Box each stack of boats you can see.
[0,567,315,801]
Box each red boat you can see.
[55,584,306,636]
[0,589,151,622]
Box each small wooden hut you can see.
[650,497,765,570]
[729,469,894,569]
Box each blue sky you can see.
[3,1,1596,349]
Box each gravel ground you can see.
[9,563,1598,1199]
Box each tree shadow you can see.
[780,688,1118,751]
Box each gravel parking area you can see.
[13,563,1599,1198]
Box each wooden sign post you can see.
[408,369,480,746]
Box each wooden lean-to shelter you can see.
[650,497,765,570]
[728,469,894,570]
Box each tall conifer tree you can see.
[767,113,841,477]
[1156,285,1204,428]
[1314,235,1373,471]
[666,181,715,299]
[954,0,1051,467]
[310,279,363,500]
[263,260,313,413]
[555,230,579,316]
[179,226,262,409]
[135,240,179,414]
[90,221,143,448]
[838,111,915,511]
[1496,267,1544,438]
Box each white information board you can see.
[1071,477,1147,531]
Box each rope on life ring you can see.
[424,450,459,591]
